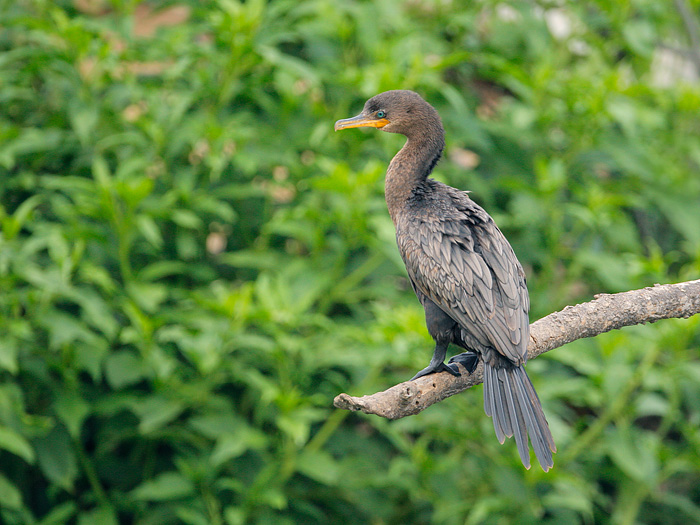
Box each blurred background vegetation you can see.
[1,0,700,523]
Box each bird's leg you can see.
[411,341,461,381]
[448,352,480,374]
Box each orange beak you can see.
[334,114,390,131]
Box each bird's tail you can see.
[483,362,556,471]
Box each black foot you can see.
[448,352,480,374]
[411,362,461,381]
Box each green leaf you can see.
[54,392,90,438]
[37,501,77,525]
[0,473,23,510]
[34,426,78,491]
[296,449,339,485]
[211,427,268,466]
[92,155,112,188]
[74,340,109,381]
[131,472,195,501]
[39,311,98,350]
[77,506,119,525]
[189,413,240,439]
[0,128,63,169]
[69,102,98,146]
[126,282,168,313]
[2,194,42,240]
[0,426,35,463]
[0,340,19,374]
[172,209,203,229]
[224,506,246,525]
[176,507,211,525]
[541,479,594,517]
[105,351,148,389]
[72,287,119,340]
[132,396,184,434]
[607,425,659,484]
[136,215,164,248]
[622,20,655,56]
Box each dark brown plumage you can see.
[335,90,556,471]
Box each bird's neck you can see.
[385,133,444,223]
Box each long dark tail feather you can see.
[483,362,556,472]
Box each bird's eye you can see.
[376,110,386,118]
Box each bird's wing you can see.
[397,204,529,365]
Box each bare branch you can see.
[334,279,700,420]
[674,0,700,73]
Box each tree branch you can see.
[334,279,700,420]
[674,0,700,74]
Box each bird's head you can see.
[334,90,442,139]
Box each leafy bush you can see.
[1,0,699,523]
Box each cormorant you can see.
[335,90,556,471]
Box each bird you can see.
[335,90,556,471]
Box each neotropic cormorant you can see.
[335,90,556,471]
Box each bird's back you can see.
[395,179,530,368]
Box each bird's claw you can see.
[411,362,461,381]
[448,352,480,374]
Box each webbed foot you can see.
[448,352,480,374]
[411,361,461,381]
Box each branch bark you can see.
[334,279,700,420]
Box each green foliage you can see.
[1,0,700,523]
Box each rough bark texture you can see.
[334,279,700,420]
